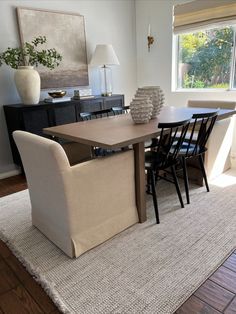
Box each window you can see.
[176,25,236,90]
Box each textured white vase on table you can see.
[135,86,165,119]
[130,97,153,124]
[14,66,40,105]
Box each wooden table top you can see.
[43,106,236,149]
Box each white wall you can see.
[135,0,236,106]
[0,0,137,177]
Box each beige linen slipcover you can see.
[188,100,236,180]
[13,131,138,258]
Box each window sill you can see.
[174,88,236,92]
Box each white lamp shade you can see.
[90,44,120,66]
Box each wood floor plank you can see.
[23,278,59,313]
[0,257,5,270]
[224,254,236,273]
[224,296,236,314]
[175,295,221,314]
[0,175,27,197]
[194,279,234,311]
[0,241,11,259]
[6,254,32,283]
[6,254,58,313]
[0,285,44,314]
[210,266,236,294]
[0,260,20,295]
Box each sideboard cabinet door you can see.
[53,102,77,125]
[102,95,124,110]
[22,108,51,137]
[78,99,103,114]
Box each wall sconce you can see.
[147,24,154,52]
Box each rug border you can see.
[172,247,236,312]
[0,230,70,314]
[1,228,235,314]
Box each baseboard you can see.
[0,169,21,180]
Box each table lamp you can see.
[90,44,120,96]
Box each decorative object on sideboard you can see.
[14,66,41,105]
[44,96,71,103]
[48,90,67,98]
[73,88,94,100]
[44,90,70,103]
[0,36,62,105]
[16,7,88,88]
[90,44,120,97]
[135,86,165,119]
[147,24,154,52]
[130,97,153,124]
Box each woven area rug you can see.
[1,170,236,314]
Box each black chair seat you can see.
[177,142,207,156]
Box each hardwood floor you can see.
[0,175,27,198]
[1,175,236,313]
[0,175,60,313]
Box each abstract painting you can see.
[17,7,89,89]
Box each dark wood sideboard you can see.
[4,94,124,168]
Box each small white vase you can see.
[14,66,40,105]
[130,97,153,124]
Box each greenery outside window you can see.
[176,25,236,90]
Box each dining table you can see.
[43,106,236,223]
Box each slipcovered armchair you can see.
[187,100,236,180]
[13,131,138,258]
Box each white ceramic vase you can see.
[14,66,40,105]
[135,86,165,119]
[130,97,153,124]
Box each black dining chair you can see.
[79,109,111,121]
[111,106,130,115]
[79,109,122,156]
[145,118,191,224]
[178,111,218,204]
[79,112,92,121]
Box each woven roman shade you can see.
[173,0,236,34]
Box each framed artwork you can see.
[16,7,89,89]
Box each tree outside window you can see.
[177,26,234,89]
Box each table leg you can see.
[133,142,146,223]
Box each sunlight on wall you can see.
[206,118,234,180]
[210,169,236,188]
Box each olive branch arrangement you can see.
[0,36,62,69]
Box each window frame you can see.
[173,25,236,92]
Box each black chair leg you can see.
[182,156,190,204]
[198,154,210,192]
[171,165,184,208]
[146,169,152,194]
[150,169,160,224]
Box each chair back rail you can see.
[156,119,191,168]
[184,111,218,157]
